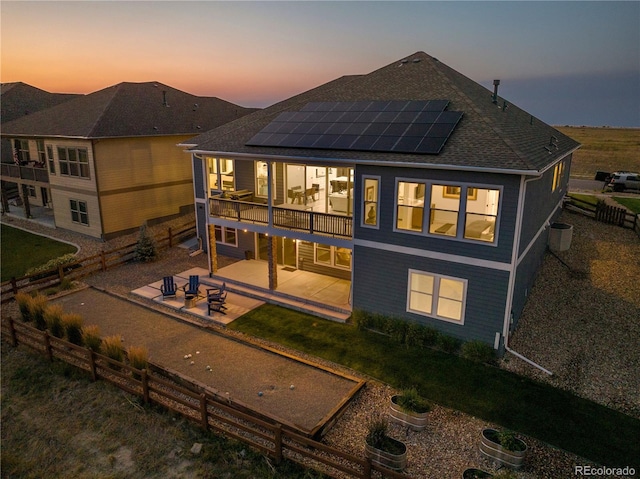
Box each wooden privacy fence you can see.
[1,317,407,479]
[565,197,640,237]
[1,222,196,304]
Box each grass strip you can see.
[613,196,640,214]
[1,224,77,282]
[229,304,640,468]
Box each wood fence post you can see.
[101,251,107,271]
[273,423,283,464]
[11,277,18,295]
[168,227,173,248]
[363,456,372,479]
[58,264,65,282]
[141,369,150,404]
[8,317,18,346]
[199,393,208,431]
[88,348,97,381]
[44,331,53,361]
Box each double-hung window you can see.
[214,225,237,246]
[58,147,89,178]
[396,181,425,232]
[407,269,466,323]
[46,146,55,174]
[70,199,89,226]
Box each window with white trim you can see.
[207,157,235,192]
[58,147,89,178]
[46,145,55,174]
[214,225,237,246]
[396,181,425,232]
[552,160,564,191]
[36,140,46,164]
[314,243,351,270]
[70,199,89,226]
[407,269,466,323]
[362,176,380,228]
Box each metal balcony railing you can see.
[209,197,353,239]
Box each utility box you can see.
[548,223,573,252]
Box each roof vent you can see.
[399,59,409,66]
[492,79,500,104]
[162,91,169,107]
[412,58,421,63]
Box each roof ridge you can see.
[86,84,121,138]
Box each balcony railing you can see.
[1,163,49,183]
[209,197,352,239]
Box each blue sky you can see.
[2,1,639,126]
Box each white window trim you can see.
[361,175,381,229]
[313,243,352,271]
[207,157,235,193]
[69,199,89,226]
[214,225,238,247]
[392,178,502,247]
[406,269,467,324]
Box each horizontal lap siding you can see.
[353,245,507,345]
[298,241,351,280]
[216,231,252,259]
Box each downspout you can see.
[503,174,553,376]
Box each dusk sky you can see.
[2,1,639,127]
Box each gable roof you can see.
[1,82,258,139]
[1,82,80,123]
[186,52,580,174]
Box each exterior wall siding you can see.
[352,245,507,345]
[512,229,548,327]
[353,165,519,265]
[196,202,208,251]
[193,156,205,199]
[298,241,351,280]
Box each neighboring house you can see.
[1,82,80,203]
[182,51,580,350]
[1,82,256,239]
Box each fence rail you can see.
[565,196,640,237]
[0,222,196,304]
[1,317,406,479]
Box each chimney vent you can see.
[162,91,169,107]
[492,79,500,103]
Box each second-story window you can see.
[14,139,30,164]
[396,181,425,232]
[207,157,235,192]
[58,147,89,178]
[362,176,380,228]
[36,140,46,165]
[46,146,55,174]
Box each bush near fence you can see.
[1,317,407,479]
[1,221,196,304]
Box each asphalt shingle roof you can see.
[1,82,257,139]
[187,52,580,173]
[1,82,79,123]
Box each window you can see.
[70,199,89,226]
[463,188,500,242]
[429,184,460,237]
[407,270,466,323]
[58,147,89,178]
[314,244,352,270]
[552,161,564,191]
[36,140,46,164]
[255,161,276,198]
[396,181,425,232]
[362,176,380,227]
[214,225,237,246]
[26,185,36,197]
[14,139,30,164]
[46,146,55,174]
[208,157,235,192]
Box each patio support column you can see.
[208,224,218,274]
[20,184,31,219]
[267,236,277,290]
[0,184,9,214]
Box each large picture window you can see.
[407,270,466,323]
[314,244,352,270]
[214,225,237,246]
[208,157,235,192]
[464,188,499,242]
[70,199,89,226]
[58,147,89,178]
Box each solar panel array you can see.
[245,100,463,155]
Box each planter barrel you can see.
[364,438,407,471]
[389,395,429,431]
[462,469,493,479]
[479,428,527,470]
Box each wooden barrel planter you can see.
[479,428,527,470]
[462,469,493,479]
[389,395,429,431]
[364,437,407,471]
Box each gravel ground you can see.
[2,210,637,478]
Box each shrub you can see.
[418,325,440,347]
[127,345,149,371]
[82,325,102,352]
[15,292,34,322]
[461,340,496,364]
[62,313,84,345]
[29,294,49,330]
[134,222,157,263]
[437,334,461,354]
[44,304,65,338]
[25,253,76,277]
[388,317,408,344]
[495,430,526,452]
[101,335,125,365]
[351,309,370,330]
[365,416,389,449]
[396,387,431,414]
[404,321,424,348]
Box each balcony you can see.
[209,197,352,239]
[1,163,49,183]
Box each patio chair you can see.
[160,276,178,300]
[182,275,202,299]
[206,282,226,300]
[207,290,228,315]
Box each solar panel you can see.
[245,100,462,155]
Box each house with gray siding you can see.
[182,51,580,351]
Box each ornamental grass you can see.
[15,292,33,322]
[29,294,49,330]
[82,325,102,352]
[62,313,84,346]
[101,335,125,365]
[44,304,65,338]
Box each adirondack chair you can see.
[182,275,202,299]
[206,282,226,301]
[207,290,227,315]
[160,276,177,300]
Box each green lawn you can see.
[0,224,77,282]
[613,196,640,214]
[229,304,640,468]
